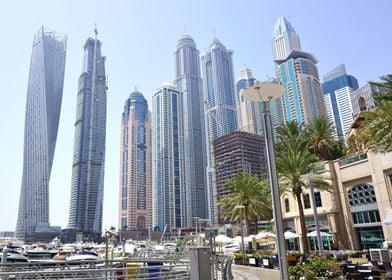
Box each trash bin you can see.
[147,261,162,279]
[126,262,139,279]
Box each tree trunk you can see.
[295,190,309,253]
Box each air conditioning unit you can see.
[370,249,391,263]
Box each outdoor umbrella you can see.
[215,234,233,243]
[284,231,299,239]
[255,231,276,243]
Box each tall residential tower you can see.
[16,27,67,241]
[119,91,152,231]
[201,38,237,224]
[174,34,207,223]
[322,64,359,142]
[152,84,187,231]
[273,17,326,124]
[68,33,107,240]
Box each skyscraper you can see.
[68,33,107,240]
[201,38,237,224]
[237,68,259,134]
[173,34,207,223]
[16,27,67,241]
[119,91,152,231]
[237,69,283,138]
[152,83,187,231]
[322,64,359,141]
[272,16,301,61]
[273,17,326,124]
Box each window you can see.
[303,193,311,209]
[352,211,381,224]
[285,198,290,213]
[315,192,322,207]
[348,183,377,206]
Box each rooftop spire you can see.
[94,23,98,38]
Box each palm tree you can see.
[361,74,392,152]
[305,116,343,160]
[218,173,272,234]
[362,102,392,152]
[371,74,392,104]
[275,121,330,253]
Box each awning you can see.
[383,209,392,225]
[307,230,332,237]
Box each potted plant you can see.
[233,252,245,265]
[248,251,260,267]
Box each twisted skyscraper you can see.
[16,27,67,241]
[68,32,107,240]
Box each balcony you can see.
[338,152,368,167]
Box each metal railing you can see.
[338,152,367,167]
[0,254,233,280]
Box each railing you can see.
[311,163,326,173]
[0,254,233,280]
[338,152,368,167]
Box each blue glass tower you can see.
[322,65,359,141]
[68,33,107,240]
[201,38,237,224]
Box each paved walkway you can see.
[232,265,280,280]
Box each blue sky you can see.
[0,0,390,231]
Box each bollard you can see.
[190,247,211,280]
[1,246,8,264]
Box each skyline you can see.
[0,0,391,231]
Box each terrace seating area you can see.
[338,259,392,279]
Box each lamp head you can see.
[241,83,285,102]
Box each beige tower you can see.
[119,90,152,231]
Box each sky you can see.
[0,0,391,232]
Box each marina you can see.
[0,240,233,279]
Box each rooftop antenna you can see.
[135,86,138,92]
[94,23,98,38]
[213,27,216,39]
[184,26,187,34]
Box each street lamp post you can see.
[308,173,323,254]
[242,83,289,280]
[193,217,200,247]
[235,205,246,265]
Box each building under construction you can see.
[213,131,267,224]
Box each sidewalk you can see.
[232,265,280,280]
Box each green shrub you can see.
[288,254,343,280]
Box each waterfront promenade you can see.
[232,265,280,280]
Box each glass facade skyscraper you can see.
[152,84,187,231]
[201,38,237,224]
[237,68,259,134]
[272,16,301,61]
[174,34,207,224]
[68,35,107,239]
[237,69,283,138]
[273,17,326,124]
[322,64,359,141]
[16,27,67,240]
[119,91,151,231]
